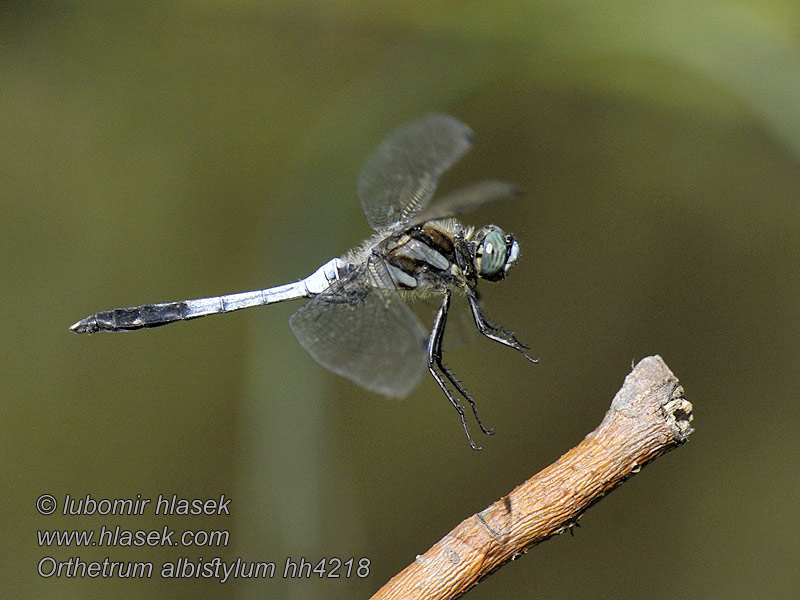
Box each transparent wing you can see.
[358,114,474,230]
[411,180,521,225]
[288,258,428,398]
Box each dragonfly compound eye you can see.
[477,228,508,279]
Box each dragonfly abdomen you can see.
[70,302,192,333]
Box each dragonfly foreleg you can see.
[428,289,494,450]
[466,287,538,364]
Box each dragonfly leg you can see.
[428,290,494,450]
[433,292,494,435]
[466,287,539,364]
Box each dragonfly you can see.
[70,114,537,449]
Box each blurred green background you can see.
[4,2,799,598]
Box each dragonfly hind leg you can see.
[466,287,539,364]
[428,289,494,450]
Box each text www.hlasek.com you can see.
[38,525,228,548]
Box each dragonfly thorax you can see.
[343,219,520,294]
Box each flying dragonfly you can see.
[70,114,537,449]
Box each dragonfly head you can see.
[475,225,519,282]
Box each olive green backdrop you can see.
[4,2,799,598]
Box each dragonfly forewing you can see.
[412,179,522,226]
[357,114,474,231]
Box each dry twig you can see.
[371,355,693,600]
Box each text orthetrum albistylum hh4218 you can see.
[70,114,537,449]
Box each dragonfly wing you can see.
[288,260,428,398]
[412,179,522,225]
[358,114,474,230]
